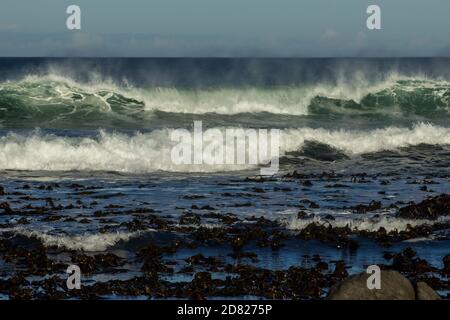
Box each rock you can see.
[183,194,206,200]
[230,236,246,251]
[324,184,350,188]
[122,218,147,231]
[390,247,435,274]
[0,202,13,215]
[192,226,227,244]
[0,186,5,195]
[297,223,353,248]
[351,201,381,214]
[17,217,29,225]
[189,272,214,296]
[40,215,63,222]
[328,270,415,300]
[0,236,64,275]
[312,254,321,262]
[71,253,124,274]
[141,257,173,278]
[201,205,216,211]
[220,214,238,225]
[257,235,283,251]
[297,211,309,219]
[416,282,441,300]
[179,213,201,225]
[190,292,206,300]
[228,251,259,263]
[186,254,221,267]
[443,254,450,274]
[398,194,450,219]
[10,288,33,300]
[316,261,328,271]
[332,261,348,278]
[309,201,320,209]
[283,170,308,179]
[302,180,313,187]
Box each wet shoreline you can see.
[1,169,449,300]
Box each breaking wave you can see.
[1,227,150,251]
[1,74,450,128]
[0,122,449,172]
[286,214,450,233]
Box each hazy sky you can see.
[0,0,449,56]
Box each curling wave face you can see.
[1,75,450,129]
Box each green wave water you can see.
[1,76,450,129]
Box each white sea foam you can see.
[0,129,257,172]
[282,122,450,155]
[0,123,449,172]
[1,227,150,251]
[285,214,450,233]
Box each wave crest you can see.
[1,75,450,127]
[0,123,449,173]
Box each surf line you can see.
[177,304,211,318]
[170,120,281,176]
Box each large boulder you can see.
[416,282,441,300]
[328,270,415,300]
